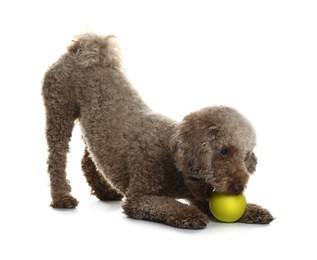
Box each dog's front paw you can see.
[168,205,209,229]
[238,203,274,224]
[51,195,79,208]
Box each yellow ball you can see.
[209,192,247,223]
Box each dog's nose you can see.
[231,183,244,194]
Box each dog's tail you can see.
[67,33,122,69]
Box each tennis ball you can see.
[209,192,247,222]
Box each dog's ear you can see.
[245,152,257,174]
[169,127,181,158]
[170,121,219,173]
[169,127,189,171]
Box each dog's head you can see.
[170,106,257,201]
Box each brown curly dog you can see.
[42,33,274,229]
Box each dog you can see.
[42,33,274,229]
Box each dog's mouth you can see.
[185,175,246,200]
[185,176,214,201]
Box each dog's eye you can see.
[220,148,229,155]
[188,176,204,182]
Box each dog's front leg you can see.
[238,203,274,224]
[188,199,213,217]
[123,195,209,229]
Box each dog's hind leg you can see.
[81,149,123,201]
[45,106,79,208]
[123,195,209,229]
[43,76,79,208]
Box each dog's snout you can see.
[231,183,244,194]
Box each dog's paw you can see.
[168,205,209,229]
[92,189,123,201]
[51,195,79,208]
[238,203,274,224]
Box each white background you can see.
[1,0,316,259]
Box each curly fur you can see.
[68,33,122,69]
[42,33,274,229]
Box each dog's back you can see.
[43,33,177,195]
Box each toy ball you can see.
[209,192,247,223]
